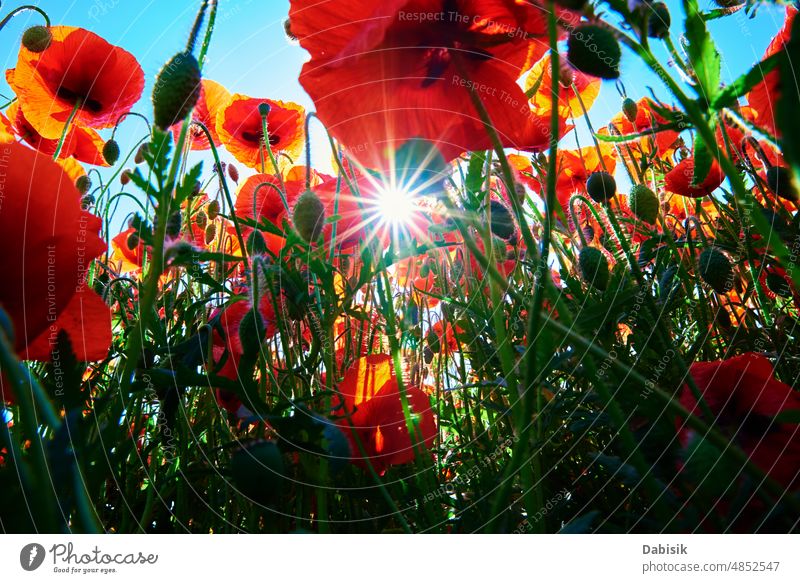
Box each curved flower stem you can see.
[260,114,288,194]
[52,99,81,161]
[0,5,50,32]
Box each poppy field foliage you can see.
[1,0,800,534]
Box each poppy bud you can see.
[120,169,132,185]
[426,330,442,354]
[127,232,140,250]
[283,18,298,42]
[628,184,659,224]
[586,171,617,202]
[765,166,797,201]
[579,247,609,290]
[134,143,149,164]
[228,163,240,183]
[76,175,91,194]
[423,345,434,364]
[152,52,202,130]
[238,307,265,357]
[195,210,208,230]
[647,3,671,39]
[21,26,52,53]
[419,259,431,278]
[204,223,217,244]
[622,97,638,123]
[166,211,182,238]
[207,200,220,220]
[102,139,120,165]
[246,230,268,256]
[293,189,326,242]
[713,0,743,6]
[698,247,734,294]
[258,102,271,118]
[489,200,515,240]
[766,272,792,298]
[80,194,95,210]
[230,440,285,504]
[567,24,621,80]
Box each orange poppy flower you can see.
[234,174,303,229]
[110,228,147,273]
[173,79,231,150]
[334,354,436,474]
[525,51,601,120]
[609,97,681,157]
[0,112,13,143]
[7,26,144,139]
[747,6,797,138]
[289,0,553,169]
[0,143,110,373]
[216,94,304,170]
[6,102,108,166]
[664,157,725,198]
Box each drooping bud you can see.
[207,200,220,220]
[622,97,638,123]
[134,143,149,164]
[21,26,52,53]
[238,307,265,357]
[293,189,326,242]
[647,2,671,39]
[567,24,621,80]
[195,210,208,230]
[628,184,659,224]
[75,175,91,195]
[204,223,217,244]
[578,247,610,290]
[152,52,202,130]
[246,230,268,256]
[228,163,240,183]
[489,200,515,240]
[766,272,792,298]
[102,139,120,165]
[765,166,797,201]
[586,171,617,203]
[120,169,132,185]
[698,247,734,294]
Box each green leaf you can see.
[465,151,486,197]
[692,128,715,187]
[777,18,800,179]
[683,0,722,101]
[711,51,782,110]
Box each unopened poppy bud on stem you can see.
[579,246,610,290]
[293,189,326,242]
[698,247,734,294]
[152,51,202,130]
[103,139,120,165]
[22,25,52,53]
[567,24,621,80]
[587,171,617,203]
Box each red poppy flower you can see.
[6,26,144,139]
[217,94,304,170]
[679,353,800,490]
[664,157,725,198]
[430,320,465,354]
[234,174,303,229]
[209,296,278,415]
[609,97,681,157]
[0,143,111,374]
[335,354,436,473]
[525,51,600,121]
[173,79,231,150]
[0,112,13,143]
[6,102,108,166]
[747,7,797,138]
[289,0,553,169]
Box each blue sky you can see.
[0,0,791,191]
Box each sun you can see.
[375,184,417,228]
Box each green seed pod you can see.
[622,97,638,123]
[21,26,52,53]
[102,139,120,165]
[586,171,617,203]
[628,184,659,224]
[698,247,734,294]
[230,440,285,505]
[489,200,515,240]
[567,24,621,80]
[152,51,202,130]
[578,246,609,290]
[293,189,326,242]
